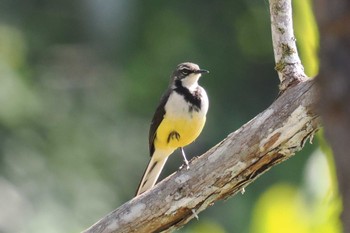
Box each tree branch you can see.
[82,0,320,232]
[269,0,308,91]
[83,81,320,233]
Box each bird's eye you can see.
[181,68,191,75]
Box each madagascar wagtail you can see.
[136,62,209,196]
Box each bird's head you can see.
[172,62,209,88]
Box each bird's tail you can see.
[135,151,171,196]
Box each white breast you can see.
[165,86,209,118]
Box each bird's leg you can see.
[180,147,190,169]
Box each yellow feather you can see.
[154,113,206,150]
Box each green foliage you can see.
[0,25,41,126]
[187,219,227,233]
[235,5,273,60]
[250,149,342,233]
[293,0,319,77]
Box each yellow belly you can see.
[154,114,206,150]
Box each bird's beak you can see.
[195,69,209,74]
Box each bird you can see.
[136,62,209,196]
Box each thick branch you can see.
[82,80,320,233]
[269,0,307,91]
[82,0,318,232]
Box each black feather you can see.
[174,80,202,112]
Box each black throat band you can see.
[174,80,202,112]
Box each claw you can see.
[191,209,199,220]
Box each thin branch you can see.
[82,0,319,232]
[269,0,308,91]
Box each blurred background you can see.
[0,0,341,232]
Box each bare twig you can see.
[269,0,308,91]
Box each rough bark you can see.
[269,0,308,91]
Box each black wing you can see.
[148,89,172,156]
